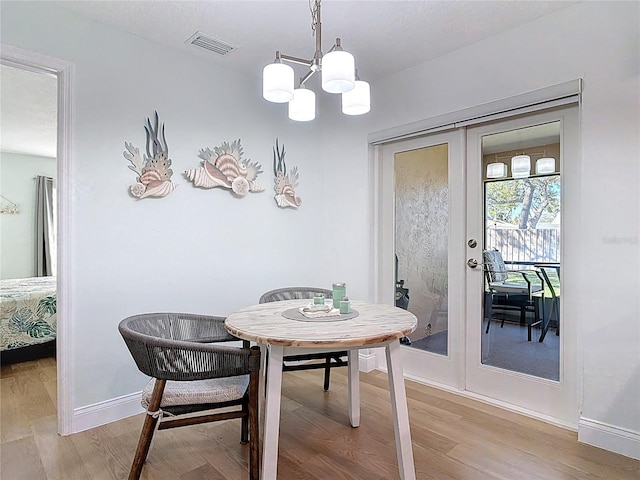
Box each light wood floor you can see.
[2,357,638,480]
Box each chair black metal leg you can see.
[553,297,560,336]
[484,291,493,334]
[323,356,331,391]
[526,299,542,342]
[539,296,555,343]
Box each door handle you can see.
[467,258,479,269]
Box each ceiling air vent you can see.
[186,31,236,56]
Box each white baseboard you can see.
[70,351,377,433]
[383,367,577,431]
[359,351,377,372]
[578,417,640,460]
[72,391,143,434]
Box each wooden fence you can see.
[486,228,560,263]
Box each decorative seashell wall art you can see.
[273,138,301,209]
[123,111,177,199]
[184,139,264,197]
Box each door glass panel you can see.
[395,144,448,355]
[481,122,561,380]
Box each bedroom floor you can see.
[1,359,639,480]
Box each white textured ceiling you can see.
[0,65,58,158]
[55,0,577,82]
[2,0,578,157]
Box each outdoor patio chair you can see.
[395,255,412,346]
[483,249,544,341]
[119,313,260,480]
[259,287,347,391]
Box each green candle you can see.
[340,297,350,314]
[332,283,346,309]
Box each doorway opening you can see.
[0,63,58,362]
[1,45,73,435]
[376,102,579,426]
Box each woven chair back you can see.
[119,313,259,381]
[259,287,333,304]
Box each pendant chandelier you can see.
[262,0,371,121]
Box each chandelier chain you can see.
[310,0,320,36]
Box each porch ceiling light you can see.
[536,157,556,175]
[511,155,531,178]
[486,162,507,179]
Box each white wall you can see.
[0,2,335,410]
[1,0,638,459]
[0,152,57,279]
[320,1,639,458]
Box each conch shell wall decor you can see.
[124,111,177,199]
[273,138,301,209]
[184,139,264,197]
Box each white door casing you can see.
[1,44,74,435]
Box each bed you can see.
[1,276,57,363]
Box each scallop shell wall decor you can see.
[123,111,177,199]
[273,138,301,209]
[184,139,264,197]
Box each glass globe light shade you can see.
[536,157,556,175]
[511,155,531,178]
[486,162,507,179]
[342,80,370,115]
[263,63,294,103]
[322,50,355,94]
[288,88,315,122]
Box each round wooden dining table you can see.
[225,299,418,480]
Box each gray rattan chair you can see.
[483,249,544,341]
[119,313,260,480]
[259,287,347,391]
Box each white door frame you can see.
[369,82,582,428]
[1,45,74,435]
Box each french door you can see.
[465,106,578,425]
[376,104,579,425]
[379,130,465,388]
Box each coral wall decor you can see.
[273,138,301,208]
[184,139,264,197]
[124,112,176,199]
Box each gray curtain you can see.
[35,175,56,277]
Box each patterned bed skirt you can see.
[0,276,57,352]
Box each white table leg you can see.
[347,349,360,427]
[385,340,416,480]
[258,344,268,425]
[262,345,283,480]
